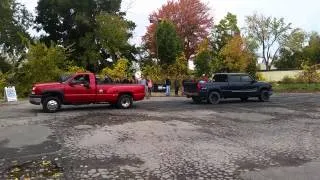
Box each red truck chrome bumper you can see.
[29,95,42,105]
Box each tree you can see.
[210,13,240,72]
[36,0,122,44]
[0,72,7,97]
[274,48,303,69]
[0,57,12,73]
[245,13,292,70]
[168,53,188,79]
[101,58,130,80]
[303,32,320,65]
[211,12,240,52]
[0,0,32,65]
[274,29,307,69]
[142,64,163,83]
[220,35,256,73]
[14,43,67,96]
[36,0,136,71]
[155,20,182,65]
[95,13,134,63]
[194,39,212,77]
[143,0,213,61]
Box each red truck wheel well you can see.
[118,92,133,98]
[41,91,64,103]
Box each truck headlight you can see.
[32,87,36,94]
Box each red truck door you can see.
[64,74,96,103]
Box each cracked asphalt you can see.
[0,93,320,179]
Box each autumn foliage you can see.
[220,35,256,73]
[143,0,213,60]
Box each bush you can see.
[281,75,297,84]
[255,72,266,81]
[296,63,320,83]
[0,73,7,99]
[142,63,163,83]
[101,58,130,80]
[273,83,320,92]
[167,53,188,80]
[14,43,67,97]
[65,65,86,73]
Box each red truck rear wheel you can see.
[117,94,133,109]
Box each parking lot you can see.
[1,93,320,179]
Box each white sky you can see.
[19,0,320,45]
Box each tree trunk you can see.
[265,61,270,71]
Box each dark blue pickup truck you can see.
[183,73,273,104]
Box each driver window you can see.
[241,75,253,82]
[72,75,90,84]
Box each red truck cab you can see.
[29,73,145,112]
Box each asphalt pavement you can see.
[0,93,320,179]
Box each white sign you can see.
[135,71,142,80]
[4,86,18,102]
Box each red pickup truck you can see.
[29,73,145,112]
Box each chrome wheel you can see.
[117,94,133,109]
[121,97,131,108]
[47,100,58,111]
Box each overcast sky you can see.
[19,0,320,45]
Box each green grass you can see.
[273,83,320,93]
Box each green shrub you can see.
[65,65,86,73]
[255,72,266,81]
[296,62,320,83]
[0,73,7,99]
[142,63,164,83]
[101,58,130,80]
[281,75,296,84]
[273,83,320,92]
[14,43,66,97]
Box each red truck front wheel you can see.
[42,96,61,113]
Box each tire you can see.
[207,91,221,104]
[42,96,61,113]
[117,94,133,109]
[240,97,249,102]
[259,90,270,102]
[192,97,202,104]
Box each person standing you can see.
[140,76,148,98]
[147,77,153,97]
[202,74,208,82]
[174,79,180,96]
[165,77,171,96]
[182,79,186,95]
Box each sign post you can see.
[4,86,18,102]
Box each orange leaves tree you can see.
[220,35,256,73]
[143,0,213,61]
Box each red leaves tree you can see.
[143,0,213,61]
